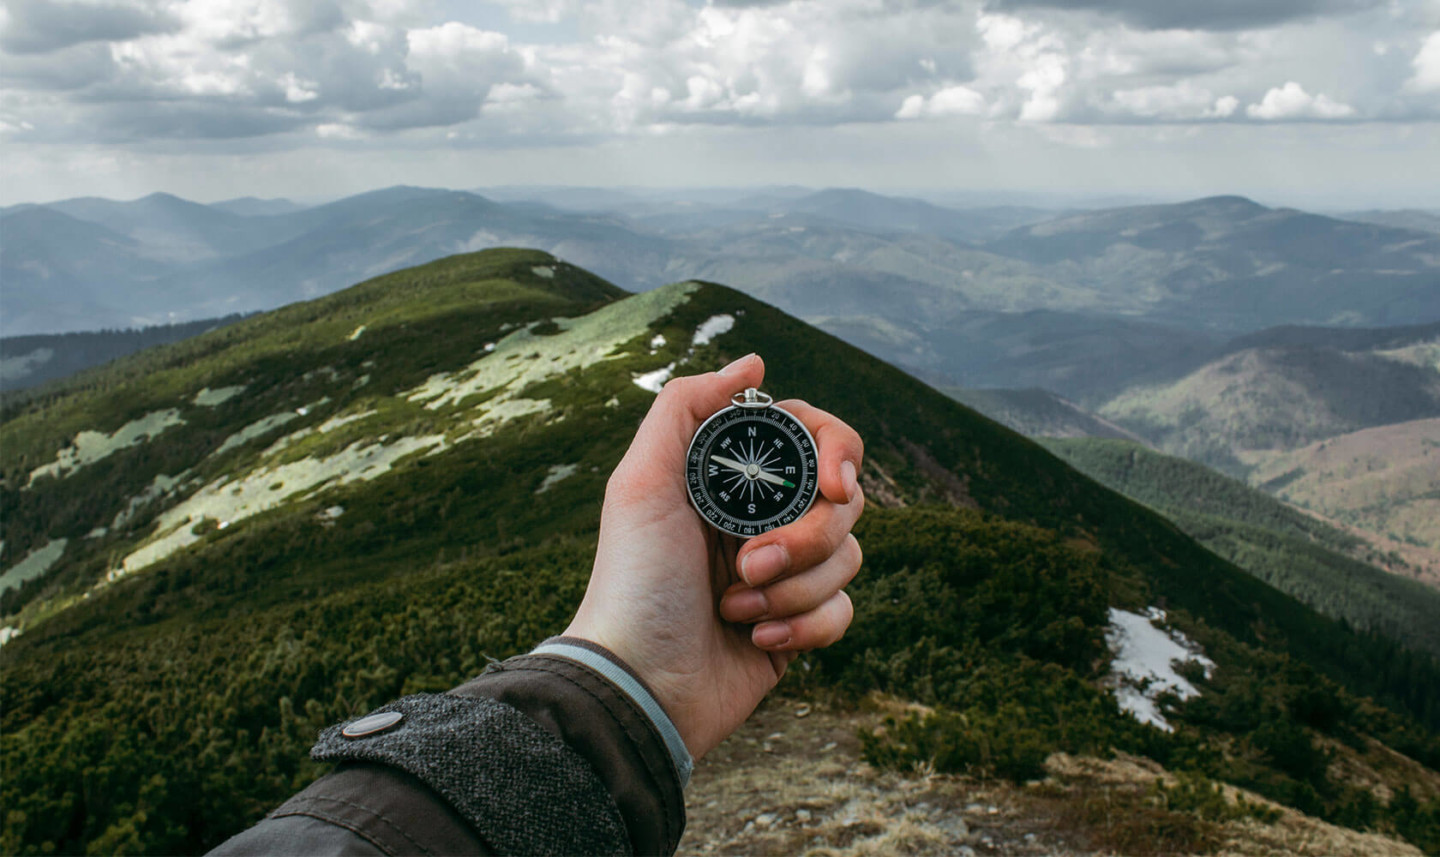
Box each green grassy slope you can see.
[1044,437,1440,658]
[3,250,1438,854]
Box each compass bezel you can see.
[685,399,819,538]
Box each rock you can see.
[795,809,812,823]
[795,703,812,718]
[821,742,838,752]
[755,813,777,829]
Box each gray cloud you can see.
[0,42,115,89]
[86,101,311,141]
[984,0,1382,31]
[0,0,178,53]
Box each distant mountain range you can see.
[6,188,1438,354]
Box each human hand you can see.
[563,354,865,759]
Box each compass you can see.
[686,387,819,538]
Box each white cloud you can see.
[1108,81,1240,120]
[895,85,986,119]
[1407,31,1440,92]
[1246,81,1356,119]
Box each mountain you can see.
[209,196,306,217]
[945,387,1146,441]
[0,206,171,335]
[1,187,675,335]
[3,249,1438,854]
[8,186,1438,358]
[46,192,295,262]
[843,309,1223,402]
[729,187,1057,243]
[1243,418,1440,586]
[986,195,1440,331]
[1044,437,1440,657]
[1338,209,1440,235]
[1098,323,1440,471]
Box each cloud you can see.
[1108,82,1238,120]
[0,1,539,142]
[0,0,1429,155]
[896,85,986,119]
[983,0,1381,32]
[1246,81,1356,119]
[0,0,178,54]
[1408,31,1440,92]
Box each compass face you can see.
[686,402,819,538]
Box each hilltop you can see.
[3,250,1438,854]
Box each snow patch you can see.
[28,410,185,486]
[531,265,555,279]
[1105,607,1215,733]
[214,412,301,457]
[120,435,447,575]
[86,527,108,538]
[693,314,735,346]
[0,626,20,646]
[0,539,68,594]
[634,364,675,393]
[536,463,579,494]
[193,386,246,407]
[320,409,377,433]
[348,325,367,341]
[649,334,667,351]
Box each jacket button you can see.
[342,711,404,739]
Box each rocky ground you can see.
[678,696,1422,857]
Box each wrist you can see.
[532,636,694,787]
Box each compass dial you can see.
[686,398,818,538]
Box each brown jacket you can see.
[210,639,689,856]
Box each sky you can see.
[1,0,1438,208]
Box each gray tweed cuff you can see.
[312,693,628,856]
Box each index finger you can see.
[773,399,864,506]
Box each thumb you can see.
[633,354,766,455]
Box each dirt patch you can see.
[679,700,1421,857]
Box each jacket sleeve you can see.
[209,638,691,856]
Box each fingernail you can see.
[725,588,768,622]
[842,460,858,502]
[718,353,756,376]
[753,621,791,649]
[741,544,788,586]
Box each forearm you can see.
[210,641,689,856]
